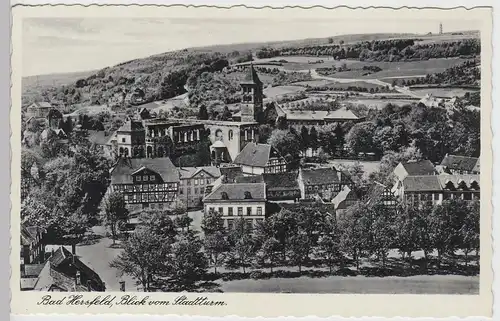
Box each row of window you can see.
[123,192,177,203]
[181,178,213,186]
[180,187,205,195]
[264,165,287,174]
[306,184,341,192]
[208,206,263,216]
[405,191,480,204]
[135,175,156,182]
[113,183,177,193]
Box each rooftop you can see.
[204,182,266,202]
[402,174,480,192]
[301,167,340,185]
[440,154,480,172]
[87,130,114,146]
[178,166,221,180]
[241,64,263,85]
[262,172,300,191]
[401,160,436,176]
[111,157,179,184]
[233,142,284,167]
[117,118,145,132]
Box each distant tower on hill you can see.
[439,22,443,35]
[240,64,263,123]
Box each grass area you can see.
[410,87,479,98]
[332,58,470,79]
[264,85,305,98]
[220,274,478,294]
[346,98,417,110]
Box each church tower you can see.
[240,64,263,123]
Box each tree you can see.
[101,191,129,244]
[345,121,378,156]
[162,234,208,291]
[460,200,480,267]
[174,214,193,232]
[201,209,225,235]
[139,209,178,242]
[394,204,418,267]
[300,126,310,153]
[204,231,229,274]
[226,218,255,273]
[110,227,171,291]
[198,104,209,120]
[369,204,396,268]
[317,235,341,273]
[220,106,232,121]
[258,237,281,273]
[288,234,310,273]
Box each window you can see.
[227,219,234,231]
[194,179,198,186]
[121,138,125,143]
[218,207,223,214]
[228,207,234,216]
[208,207,214,213]
[187,188,191,195]
[137,176,142,182]
[187,180,191,186]
[237,207,243,216]
[149,175,155,181]
[200,187,205,194]
[206,179,211,184]
[257,207,262,215]
[151,203,156,209]
[246,207,252,216]
[228,130,233,141]
[194,188,198,194]
[143,175,148,181]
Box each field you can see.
[221,274,478,294]
[346,98,418,110]
[264,85,305,99]
[331,57,470,79]
[410,87,479,98]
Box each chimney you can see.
[75,270,81,286]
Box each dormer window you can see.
[221,192,229,200]
[244,191,252,199]
[470,180,480,190]
[445,181,456,191]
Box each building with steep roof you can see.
[240,64,264,123]
[283,108,363,129]
[203,182,266,231]
[28,246,105,292]
[26,102,54,118]
[178,166,221,208]
[440,154,480,174]
[392,174,480,206]
[233,142,288,175]
[110,157,180,211]
[21,225,45,265]
[262,172,301,202]
[116,118,146,158]
[298,166,349,201]
[393,159,437,183]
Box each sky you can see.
[22,16,481,76]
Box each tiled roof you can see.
[262,172,300,191]
[403,176,443,192]
[111,157,179,184]
[23,264,45,277]
[401,160,436,176]
[34,261,90,292]
[88,130,114,146]
[233,143,279,167]
[235,175,264,184]
[301,167,340,185]
[437,174,480,189]
[279,202,336,214]
[285,110,329,121]
[242,64,262,85]
[33,102,52,108]
[324,108,361,120]
[220,166,243,183]
[178,166,221,179]
[440,154,479,172]
[204,183,266,202]
[117,119,144,132]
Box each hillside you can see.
[21,31,480,111]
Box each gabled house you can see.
[21,225,45,265]
[233,142,287,175]
[178,166,221,208]
[26,102,53,118]
[298,167,346,201]
[110,157,180,211]
[262,172,301,202]
[29,246,105,292]
[440,154,480,174]
[393,159,436,183]
[203,182,266,231]
[393,174,480,206]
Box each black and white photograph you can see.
[16,6,488,299]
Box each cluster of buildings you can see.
[20,223,105,291]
